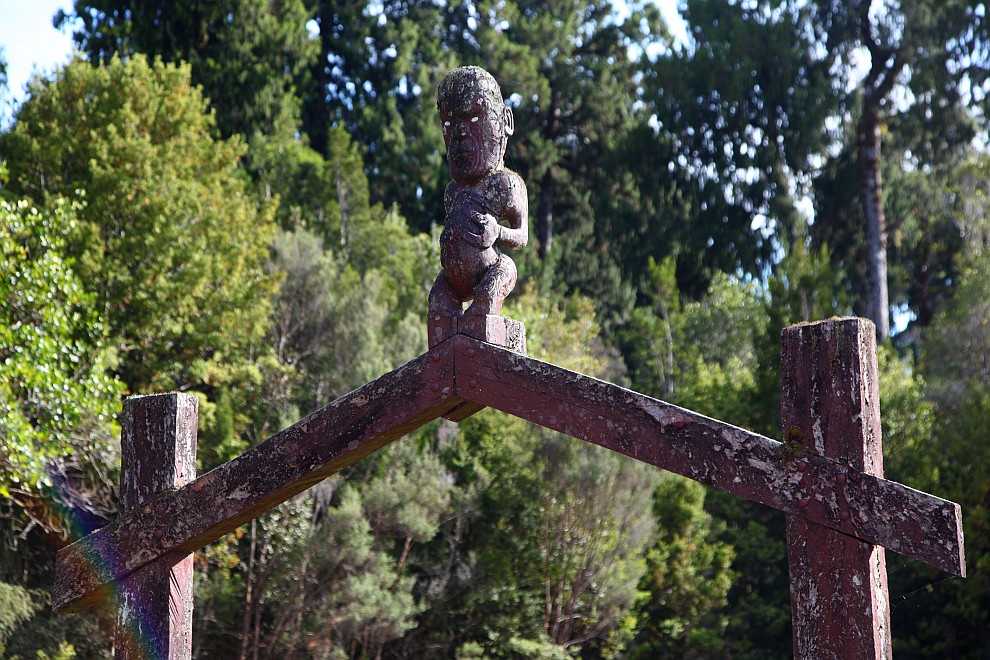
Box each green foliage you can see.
[361,440,451,546]
[877,347,938,488]
[304,0,683,321]
[618,242,849,656]
[303,0,454,225]
[504,283,625,379]
[35,641,77,660]
[0,49,10,124]
[813,134,974,330]
[60,0,318,140]
[0,576,105,660]
[196,390,246,471]
[300,480,424,655]
[925,260,990,397]
[1,55,277,403]
[670,273,765,428]
[808,0,986,332]
[421,409,658,656]
[0,55,279,470]
[202,437,452,658]
[884,386,990,657]
[388,289,658,656]
[626,277,790,657]
[265,221,430,418]
[882,256,990,656]
[249,127,373,244]
[0,582,38,656]
[505,634,576,658]
[0,197,121,499]
[465,0,678,320]
[647,0,840,295]
[632,476,735,658]
[620,258,767,423]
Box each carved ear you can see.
[503,105,515,136]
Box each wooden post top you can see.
[114,393,198,660]
[782,317,893,658]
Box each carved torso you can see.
[440,170,517,300]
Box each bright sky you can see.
[0,1,75,123]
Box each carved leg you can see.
[428,271,465,317]
[466,254,516,316]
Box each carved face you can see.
[438,70,513,184]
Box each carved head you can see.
[437,66,515,184]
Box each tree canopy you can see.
[2,0,990,656]
[1,55,277,400]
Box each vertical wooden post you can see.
[115,394,198,660]
[781,318,892,659]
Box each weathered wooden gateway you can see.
[53,315,964,659]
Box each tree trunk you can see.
[910,212,935,328]
[304,3,334,157]
[239,519,258,660]
[536,90,559,260]
[855,2,905,343]
[537,169,555,259]
[857,105,890,341]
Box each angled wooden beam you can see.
[782,318,892,658]
[55,342,460,613]
[450,334,965,577]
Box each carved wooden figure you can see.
[429,66,528,321]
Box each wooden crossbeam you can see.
[450,334,965,577]
[55,321,965,618]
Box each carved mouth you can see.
[448,142,481,174]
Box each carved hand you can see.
[467,212,499,248]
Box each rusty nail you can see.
[839,510,850,522]
[430,352,441,362]
[430,383,440,392]
[120,531,131,542]
[153,530,164,541]
[469,378,478,388]
[467,348,476,358]
[836,473,847,485]
[798,497,810,510]
[796,460,807,473]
